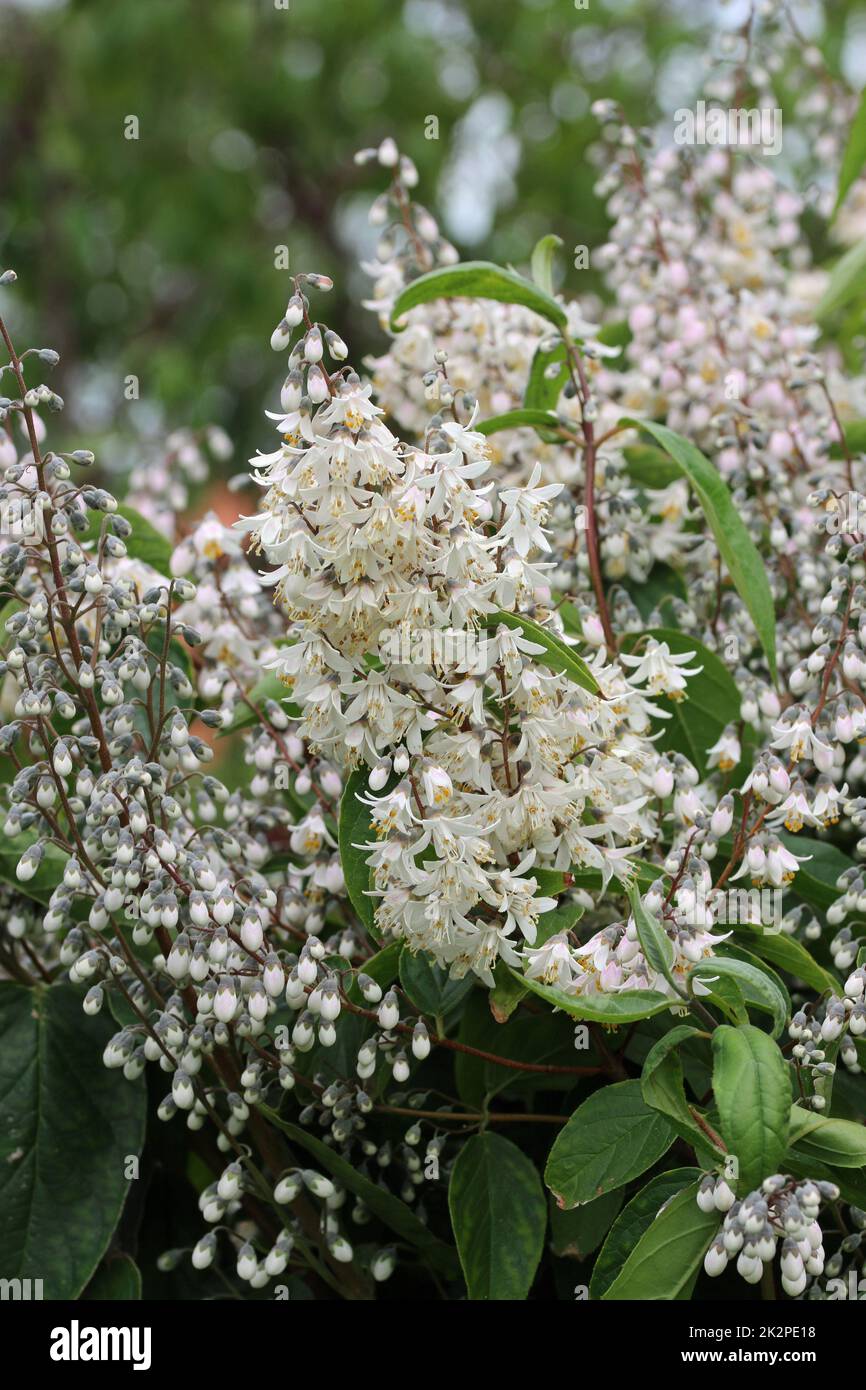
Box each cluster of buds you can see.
[789,968,866,1106]
[701,1174,839,1296]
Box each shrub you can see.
[2,16,866,1304]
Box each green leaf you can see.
[390,260,567,334]
[549,1188,623,1260]
[621,628,742,776]
[530,233,563,295]
[399,951,473,1025]
[83,1253,142,1300]
[514,968,673,1024]
[816,236,866,321]
[489,961,530,1023]
[492,890,586,1019]
[831,418,866,458]
[711,1025,791,1192]
[718,944,791,1023]
[590,1168,701,1298]
[455,992,587,1107]
[85,504,173,576]
[219,670,301,736]
[641,1025,721,1156]
[0,595,23,636]
[535,891,585,945]
[628,883,675,986]
[481,611,600,694]
[834,89,866,217]
[691,954,788,1037]
[596,319,630,352]
[625,564,687,622]
[338,766,379,938]
[697,971,749,1027]
[346,940,403,1005]
[781,833,856,912]
[786,1105,866,1168]
[261,1107,458,1275]
[731,925,839,998]
[622,420,777,683]
[476,408,563,437]
[784,1155,866,1209]
[623,443,683,489]
[0,982,146,1300]
[449,1132,547,1299]
[601,1181,719,1300]
[524,341,570,440]
[545,1079,676,1209]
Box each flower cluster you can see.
[701,1174,837,1297]
[4,3,866,1302]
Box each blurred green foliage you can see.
[0,0,863,480]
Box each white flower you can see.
[522,933,585,991]
[706,726,741,773]
[621,639,702,701]
[496,464,563,557]
[770,709,833,766]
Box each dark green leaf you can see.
[515,968,673,1024]
[0,983,146,1300]
[622,420,777,682]
[85,504,173,575]
[691,954,788,1036]
[83,1253,142,1300]
[549,1188,623,1260]
[590,1167,701,1298]
[628,883,675,986]
[625,564,687,622]
[732,925,839,997]
[489,961,529,1023]
[0,833,69,905]
[399,951,473,1024]
[601,1181,719,1300]
[346,940,403,1005]
[524,341,570,440]
[622,443,682,489]
[786,1105,866,1168]
[641,1025,720,1156]
[782,833,857,912]
[449,1132,546,1299]
[545,1079,676,1208]
[455,991,587,1107]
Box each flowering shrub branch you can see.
[3,8,866,1306]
